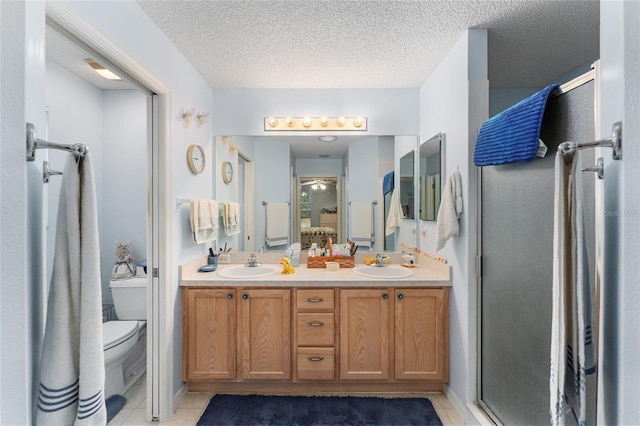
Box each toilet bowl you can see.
[104,277,147,399]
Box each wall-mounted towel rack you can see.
[43,161,63,183]
[559,121,622,162]
[348,200,378,248]
[26,122,89,162]
[176,198,191,206]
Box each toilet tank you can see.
[109,277,147,320]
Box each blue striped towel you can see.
[474,84,559,166]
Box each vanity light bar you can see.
[264,116,367,132]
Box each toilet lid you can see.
[103,321,139,351]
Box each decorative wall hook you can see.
[196,112,211,128]
[181,107,196,128]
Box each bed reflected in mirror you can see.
[419,133,443,222]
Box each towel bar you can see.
[26,122,88,161]
[559,121,622,162]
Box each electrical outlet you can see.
[218,254,231,264]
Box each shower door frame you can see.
[475,65,603,424]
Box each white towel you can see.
[223,202,241,236]
[190,199,219,244]
[385,188,404,236]
[36,154,106,425]
[266,202,289,247]
[434,171,462,251]
[550,151,595,426]
[349,201,373,247]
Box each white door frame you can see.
[46,3,174,421]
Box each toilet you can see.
[104,276,147,399]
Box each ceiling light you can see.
[311,183,318,190]
[319,183,326,190]
[85,58,122,81]
[318,135,337,142]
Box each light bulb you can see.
[302,117,312,127]
[267,117,278,127]
[337,117,345,127]
[320,116,329,127]
[353,116,363,128]
[320,183,326,190]
[286,117,294,127]
[311,183,318,190]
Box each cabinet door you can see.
[339,289,391,380]
[239,289,291,380]
[394,288,449,381]
[184,288,236,380]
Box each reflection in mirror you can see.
[225,135,418,252]
[419,133,443,222]
[399,150,415,219]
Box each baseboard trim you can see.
[173,382,187,412]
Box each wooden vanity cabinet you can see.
[394,288,449,381]
[183,285,449,392]
[294,289,336,381]
[339,289,391,380]
[182,288,236,381]
[238,289,291,380]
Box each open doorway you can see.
[44,10,172,420]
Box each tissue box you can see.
[307,256,354,268]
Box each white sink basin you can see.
[216,265,278,279]
[353,265,414,279]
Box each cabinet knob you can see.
[397,293,404,300]
[227,293,234,299]
[242,294,248,300]
[382,293,389,300]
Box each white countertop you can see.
[180,255,451,287]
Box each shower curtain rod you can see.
[26,122,89,162]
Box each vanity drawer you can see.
[296,313,334,346]
[296,347,335,380]
[296,289,334,310]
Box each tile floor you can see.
[108,375,466,425]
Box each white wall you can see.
[418,29,488,422]
[211,88,419,136]
[599,1,640,424]
[0,1,47,424]
[102,90,148,302]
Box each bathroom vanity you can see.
[180,255,451,394]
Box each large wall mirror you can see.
[419,133,443,222]
[217,135,418,253]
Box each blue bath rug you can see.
[197,394,443,426]
[106,394,127,423]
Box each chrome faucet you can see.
[375,253,386,267]
[245,253,262,267]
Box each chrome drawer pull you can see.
[307,321,325,327]
[307,356,325,362]
[307,298,324,303]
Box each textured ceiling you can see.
[137,0,599,89]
